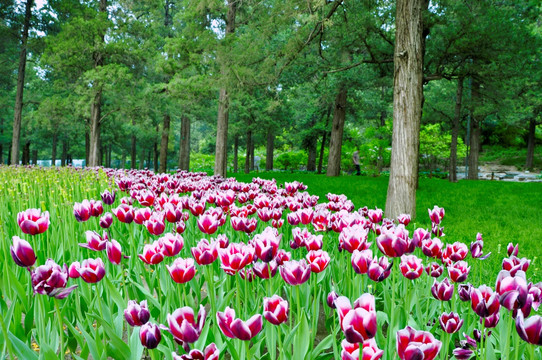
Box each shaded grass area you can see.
[235,172,542,282]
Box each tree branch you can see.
[324,58,393,74]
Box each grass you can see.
[235,171,542,282]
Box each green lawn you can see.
[235,172,542,282]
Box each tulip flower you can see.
[458,284,473,302]
[306,250,330,273]
[327,291,339,309]
[502,256,530,276]
[481,311,500,328]
[138,241,164,265]
[507,242,519,257]
[471,285,500,318]
[216,307,263,341]
[188,201,206,216]
[452,348,475,360]
[214,234,229,249]
[137,189,156,207]
[287,212,300,226]
[101,189,116,205]
[425,262,443,278]
[68,261,80,278]
[175,220,186,234]
[431,278,454,301]
[339,225,370,253]
[443,242,468,262]
[352,249,373,275]
[79,230,107,251]
[166,258,196,284]
[515,311,542,345]
[106,239,123,265]
[99,212,113,228]
[411,228,430,248]
[340,339,384,360]
[163,305,206,344]
[191,239,219,266]
[140,322,161,349]
[298,208,314,225]
[78,258,106,283]
[253,260,278,279]
[73,200,91,222]
[125,300,151,327]
[529,283,542,311]
[368,256,392,282]
[397,214,411,226]
[31,259,77,299]
[367,208,383,223]
[448,261,470,283]
[172,343,219,360]
[272,219,284,228]
[335,294,377,343]
[421,238,443,258]
[219,242,254,275]
[197,212,219,235]
[89,200,103,217]
[279,260,311,286]
[18,208,50,235]
[290,227,311,249]
[134,207,152,225]
[145,213,166,236]
[263,295,289,325]
[397,326,442,360]
[495,270,528,311]
[428,205,445,225]
[252,227,282,262]
[439,312,463,333]
[159,233,184,257]
[112,204,134,224]
[163,203,183,223]
[10,236,36,267]
[376,226,409,258]
[399,255,423,280]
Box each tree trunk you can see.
[22,141,30,165]
[85,130,90,166]
[139,148,145,169]
[179,115,190,170]
[525,117,536,169]
[449,77,464,182]
[244,119,252,174]
[153,126,159,172]
[61,140,67,166]
[159,114,170,173]
[307,135,317,172]
[148,150,152,169]
[131,118,137,169]
[468,79,481,180]
[317,107,331,174]
[377,106,386,174]
[121,152,126,169]
[31,149,37,165]
[214,0,237,177]
[10,0,33,165]
[385,0,424,219]
[87,0,107,167]
[233,135,238,173]
[51,133,58,167]
[0,117,4,164]
[266,127,274,171]
[326,87,348,176]
[107,144,112,168]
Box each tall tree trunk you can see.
[214,0,237,177]
[385,0,424,219]
[233,135,238,173]
[22,141,30,165]
[178,115,190,170]
[525,117,537,169]
[468,79,481,180]
[88,0,107,167]
[153,126,159,171]
[266,127,274,171]
[107,144,112,168]
[449,77,464,182]
[131,118,137,169]
[318,107,332,174]
[10,0,33,165]
[51,133,58,167]
[31,149,37,165]
[139,148,145,169]
[148,150,152,169]
[0,117,4,164]
[326,87,348,176]
[7,145,11,165]
[85,129,90,166]
[61,140,67,166]
[307,135,317,172]
[244,118,252,174]
[121,152,126,169]
[159,114,170,173]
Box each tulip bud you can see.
[101,190,116,205]
[263,295,289,325]
[10,236,36,267]
[106,239,122,265]
[140,323,161,349]
[439,312,464,333]
[99,212,113,228]
[78,258,106,283]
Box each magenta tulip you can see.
[134,207,152,225]
[431,278,454,301]
[399,255,423,280]
[99,212,113,228]
[263,295,289,325]
[253,260,278,279]
[439,312,463,333]
[112,204,134,224]
[140,322,161,349]
[106,239,123,265]
[73,200,91,222]
[340,339,384,360]
[166,258,196,284]
[376,226,409,258]
[279,260,311,286]
[191,239,219,265]
[10,236,36,267]
[163,305,206,344]
[352,249,373,275]
[18,208,50,235]
[368,256,392,282]
[31,259,77,299]
[421,237,443,258]
[428,205,445,225]
[159,233,184,257]
[79,230,107,251]
[448,261,470,283]
[397,326,442,360]
[172,343,219,360]
[306,250,330,273]
[138,241,164,265]
[219,242,254,275]
[339,225,370,253]
[216,307,263,341]
[515,311,542,345]
[252,227,282,262]
[425,262,443,278]
[335,293,377,343]
[471,285,500,318]
[125,300,151,327]
[78,258,106,283]
[100,189,116,205]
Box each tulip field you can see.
[1,166,542,360]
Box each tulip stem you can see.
[276,325,283,360]
[514,328,520,360]
[205,266,217,320]
[245,340,251,360]
[387,263,397,358]
[504,313,512,360]
[0,311,15,360]
[54,297,64,358]
[236,274,242,315]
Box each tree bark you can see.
[0,117,4,164]
[153,125,159,171]
[326,87,348,176]
[385,0,424,219]
[51,133,58,167]
[87,0,107,167]
[85,130,89,166]
[61,140,67,166]
[139,147,145,169]
[22,141,30,165]
[449,77,464,182]
[179,115,190,170]
[318,107,331,174]
[244,118,252,174]
[233,135,238,173]
[31,149,37,165]
[468,79,481,180]
[214,0,237,177]
[10,0,33,165]
[266,127,274,171]
[307,135,317,172]
[159,114,170,173]
[525,117,536,169]
[131,120,137,169]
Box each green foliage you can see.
[275,151,307,171]
[189,153,215,171]
[419,123,467,171]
